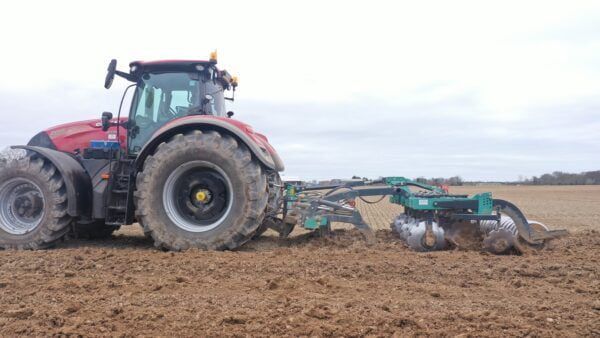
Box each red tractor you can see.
[0,54,284,250]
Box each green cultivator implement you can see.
[279,177,567,254]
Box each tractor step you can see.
[104,159,134,226]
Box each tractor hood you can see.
[28,118,128,155]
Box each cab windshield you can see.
[128,72,225,153]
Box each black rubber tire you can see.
[139,222,153,239]
[71,220,120,239]
[0,154,72,249]
[134,130,268,251]
[252,171,283,239]
[253,217,273,239]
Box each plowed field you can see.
[1,185,599,337]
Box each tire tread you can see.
[135,130,268,251]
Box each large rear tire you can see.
[0,154,72,249]
[252,171,283,239]
[134,130,268,251]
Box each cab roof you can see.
[129,60,217,73]
[126,59,236,89]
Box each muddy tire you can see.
[0,154,72,249]
[253,217,273,239]
[134,130,268,251]
[253,171,283,239]
[138,221,153,239]
[71,220,119,239]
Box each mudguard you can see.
[134,116,285,172]
[11,146,92,217]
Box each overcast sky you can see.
[0,1,598,181]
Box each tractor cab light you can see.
[101,173,110,180]
[209,50,218,63]
[232,76,239,87]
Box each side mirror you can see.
[104,59,117,89]
[227,111,235,118]
[101,112,113,131]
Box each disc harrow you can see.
[276,177,567,254]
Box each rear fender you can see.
[134,118,285,172]
[11,146,92,217]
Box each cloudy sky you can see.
[0,1,598,181]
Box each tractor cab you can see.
[104,54,238,154]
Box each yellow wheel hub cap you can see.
[195,191,207,202]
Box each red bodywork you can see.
[43,119,128,154]
[42,116,277,160]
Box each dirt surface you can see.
[0,185,599,337]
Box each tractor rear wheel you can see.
[134,130,268,251]
[252,171,283,239]
[0,154,72,249]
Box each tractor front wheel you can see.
[0,154,72,249]
[134,130,268,251]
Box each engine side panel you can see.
[39,119,128,155]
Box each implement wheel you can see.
[0,154,71,249]
[492,199,547,255]
[135,130,268,251]
[514,221,548,255]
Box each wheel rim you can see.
[163,161,233,233]
[0,178,45,235]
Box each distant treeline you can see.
[519,170,600,185]
[412,170,600,186]
[415,176,464,186]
